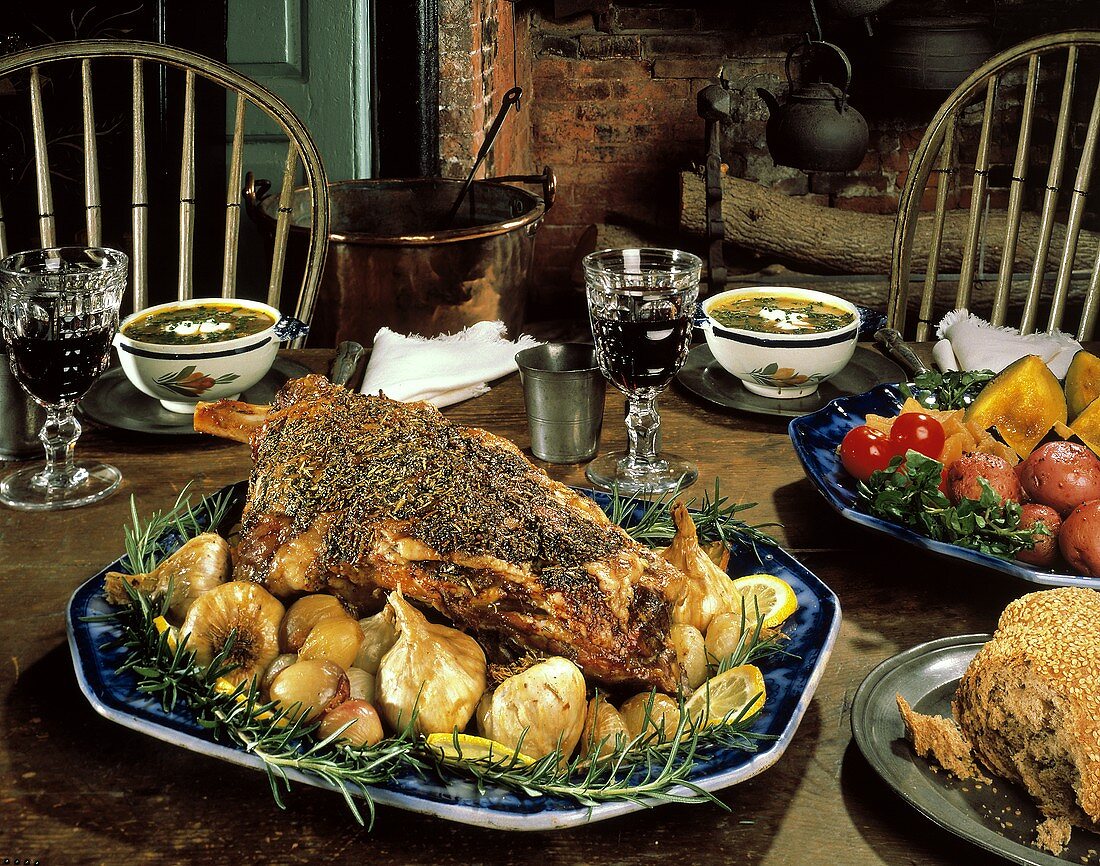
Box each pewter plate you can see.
[851,635,1099,865]
[80,357,311,436]
[674,344,904,420]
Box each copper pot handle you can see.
[486,165,557,211]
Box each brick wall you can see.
[439,0,532,180]
[438,0,1100,321]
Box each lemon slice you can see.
[425,733,535,766]
[213,676,286,726]
[684,664,766,727]
[731,574,798,628]
[152,615,179,652]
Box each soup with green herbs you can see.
[708,293,855,335]
[123,303,276,345]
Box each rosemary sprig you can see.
[94,483,790,825]
[605,479,779,549]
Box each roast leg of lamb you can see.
[194,375,683,692]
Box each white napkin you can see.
[359,320,541,408]
[933,309,1082,379]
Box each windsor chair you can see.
[0,40,329,347]
[887,31,1100,342]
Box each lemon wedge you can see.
[152,615,179,652]
[684,664,766,727]
[425,733,535,766]
[731,574,798,628]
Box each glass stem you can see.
[37,403,84,490]
[625,391,661,467]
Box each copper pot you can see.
[246,170,554,347]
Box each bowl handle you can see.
[274,316,310,343]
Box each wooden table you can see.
[0,348,1045,865]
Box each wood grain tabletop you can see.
[0,346,1058,866]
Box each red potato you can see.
[947,452,1022,505]
[1015,503,1063,568]
[1018,441,1100,517]
[1059,500,1100,577]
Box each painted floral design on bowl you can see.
[154,365,240,398]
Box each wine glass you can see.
[0,247,128,511]
[584,248,701,496]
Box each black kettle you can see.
[757,40,869,173]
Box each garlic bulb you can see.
[477,657,586,761]
[670,624,708,690]
[105,533,231,621]
[660,503,739,633]
[619,692,681,740]
[580,695,629,760]
[375,592,486,735]
[354,607,398,674]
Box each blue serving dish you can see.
[788,383,1097,588]
[67,482,841,830]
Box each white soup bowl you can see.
[701,286,860,399]
[114,298,285,414]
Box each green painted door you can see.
[227,0,372,182]
[225,0,371,297]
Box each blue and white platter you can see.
[788,383,1097,588]
[67,483,841,831]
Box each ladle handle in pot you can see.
[488,166,557,211]
[785,38,854,103]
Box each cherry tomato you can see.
[840,426,896,482]
[889,413,946,459]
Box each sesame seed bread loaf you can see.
[953,587,1100,831]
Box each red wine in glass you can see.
[7,321,114,405]
[590,314,692,393]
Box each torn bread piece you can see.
[896,695,987,783]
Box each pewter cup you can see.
[516,343,606,464]
[0,347,44,460]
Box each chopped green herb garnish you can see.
[857,451,1044,559]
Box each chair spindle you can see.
[1022,46,1079,335]
[1048,74,1100,333]
[178,69,197,301]
[956,78,999,311]
[222,93,247,299]
[991,55,1040,326]
[267,144,298,310]
[916,120,957,342]
[81,59,102,248]
[1081,246,1100,341]
[131,59,149,312]
[29,66,56,248]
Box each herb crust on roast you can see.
[196,375,683,692]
